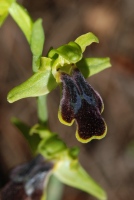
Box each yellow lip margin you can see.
[58,107,75,126]
[75,120,107,143]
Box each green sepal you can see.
[77,57,111,78]
[7,64,57,103]
[54,156,107,200]
[48,41,82,64]
[75,32,99,53]
[8,2,33,43]
[30,18,45,72]
[11,117,41,154]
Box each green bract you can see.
[54,157,107,200]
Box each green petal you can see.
[75,32,99,53]
[7,66,57,103]
[77,57,111,78]
[48,41,82,64]
[54,157,107,200]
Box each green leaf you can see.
[75,32,99,53]
[77,57,111,78]
[54,157,107,200]
[48,41,82,64]
[12,117,41,154]
[7,65,57,103]
[8,2,33,43]
[30,18,45,72]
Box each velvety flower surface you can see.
[58,68,107,143]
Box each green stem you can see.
[37,95,48,125]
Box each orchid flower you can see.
[7,33,111,143]
[58,66,107,143]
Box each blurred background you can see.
[0,0,134,199]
